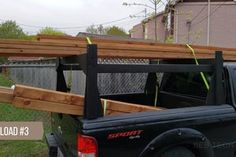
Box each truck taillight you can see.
[77,134,98,157]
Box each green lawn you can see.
[0,74,13,87]
[0,74,49,157]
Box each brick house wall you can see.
[173,1,236,48]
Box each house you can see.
[130,11,167,42]
[169,0,236,48]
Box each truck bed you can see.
[52,104,236,157]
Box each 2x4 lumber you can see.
[37,35,236,60]
[0,36,236,60]
[0,48,85,57]
[37,34,236,52]
[0,46,235,60]
[1,85,160,116]
[0,39,85,57]
[13,85,160,115]
[101,99,162,114]
[12,97,83,115]
[13,85,84,106]
[0,85,85,115]
[0,86,13,103]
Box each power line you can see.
[0,10,145,30]
[191,5,207,22]
[192,1,227,27]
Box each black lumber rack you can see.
[55,44,224,120]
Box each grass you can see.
[0,74,49,157]
[0,74,13,87]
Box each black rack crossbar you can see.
[60,64,214,73]
[56,44,224,120]
[97,64,214,73]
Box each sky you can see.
[0,0,165,36]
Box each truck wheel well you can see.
[149,142,213,157]
[138,128,214,157]
[158,146,196,157]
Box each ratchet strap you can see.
[186,44,209,90]
[103,99,107,116]
[86,37,92,45]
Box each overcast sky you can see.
[0,0,165,36]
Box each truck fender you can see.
[138,128,213,157]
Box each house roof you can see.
[142,11,165,23]
[169,0,233,5]
[131,11,165,29]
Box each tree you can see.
[86,25,128,37]
[86,25,99,34]
[0,20,29,64]
[97,25,108,35]
[106,26,128,37]
[39,27,65,36]
[0,20,26,39]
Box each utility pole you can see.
[123,0,161,41]
[144,8,147,19]
[207,0,211,45]
[154,0,157,41]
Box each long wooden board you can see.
[0,86,13,103]
[13,85,161,115]
[0,35,235,60]
[0,85,161,116]
[12,97,84,115]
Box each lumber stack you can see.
[0,35,235,60]
[0,85,161,116]
[37,35,236,60]
[0,39,84,57]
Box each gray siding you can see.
[174,2,236,48]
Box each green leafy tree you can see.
[165,35,174,43]
[39,27,65,36]
[0,20,26,39]
[0,20,30,64]
[106,26,128,37]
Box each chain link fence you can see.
[0,60,56,157]
[97,58,149,95]
[0,74,50,157]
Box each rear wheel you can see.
[160,146,196,157]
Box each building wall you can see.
[131,23,144,39]
[145,15,166,42]
[131,14,166,42]
[174,2,236,48]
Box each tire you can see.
[160,146,196,157]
